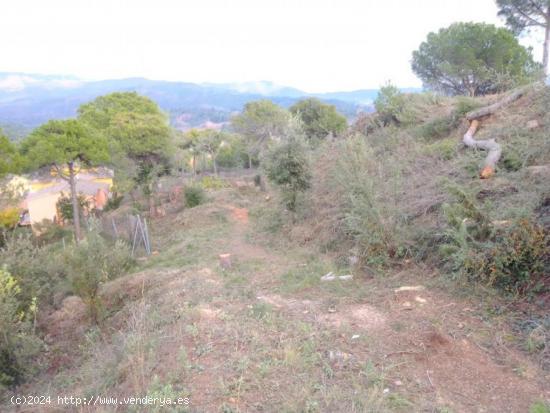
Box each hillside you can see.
[3,86,548,412]
[0,73,399,138]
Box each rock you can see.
[526,119,540,130]
[328,350,352,364]
[338,274,353,281]
[321,272,336,281]
[351,334,360,340]
[394,380,403,386]
[414,296,427,304]
[219,253,232,269]
[394,285,425,293]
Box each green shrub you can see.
[331,136,398,267]
[103,194,124,212]
[441,186,548,294]
[0,207,20,230]
[0,234,66,307]
[264,138,311,212]
[64,229,133,323]
[200,176,227,190]
[374,83,408,126]
[502,150,523,171]
[33,219,73,246]
[184,185,206,208]
[454,96,483,117]
[423,138,457,160]
[0,267,41,390]
[56,193,90,223]
[463,218,547,293]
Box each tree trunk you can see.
[462,120,502,179]
[543,15,550,76]
[68,161,82,243]
[213,156,218,176]
[192,154,196,175]
[248,153,252,169]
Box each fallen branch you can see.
[462,84,534,179]
[465,85,531,121]
[462,120,502,179]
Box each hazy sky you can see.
[0,0,544,92]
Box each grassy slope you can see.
[5,88,550,412]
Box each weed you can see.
[184,185,206,208]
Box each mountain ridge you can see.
[0,72,421,139]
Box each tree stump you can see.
[219,253,232,269]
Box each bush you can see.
[0,234,66,307]
[200,176,227,190]
[0,267,41,390]
[463,219,547,294]
[441,186,548,294]
[264,138,311,212]
[103,194,124,212]
[184,185,206,208]
[33,219,73,246]
[331,137,398,267]
[0,207,20,230]
[374,83,408,126]
[423,138,458,160]
[56,193,90,223]
[64,229,133,323]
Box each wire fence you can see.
[97,214,152,257]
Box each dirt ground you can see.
[12,186,549,413]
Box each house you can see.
[8,167,113,228]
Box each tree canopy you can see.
[412,22,539,96]
[496,0,550,74]
[21,119,108,241]
[78,92,174,190]
[289,98,347,141]
[231,100,291,167]
[21,119,108,171]
[0,133,22,177]
[78,92,173,162]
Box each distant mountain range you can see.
[0,72,421,140]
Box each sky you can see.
[0,0,545,93]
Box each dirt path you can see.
[21,192,549,413]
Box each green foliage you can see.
[21,119,108,171]
[441,186,548,294]
[33,220,73,246]
[530,400,550,413]
[200,176,227,190]
[423,138,458,160]
[412,22,540,96]
[64,227,133,323]
[78,92,173,190]
[56,193,90,222]
[103,194,124,212]
[264,137,311,212]
[289,98,347,141]
[231,100,291,166]
[331,136,397,266]
[374,83,408,126]
[0,267,41,389]
[0,234,66,307]
[0,133,22,177]
[496,0,550,73]
[215,134,248,168]
[184,185,206,208]
[0,207,20,230]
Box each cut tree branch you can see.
[462,83,538,178]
